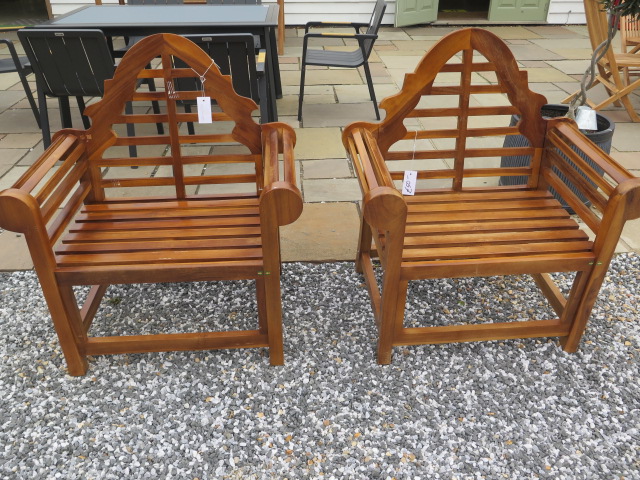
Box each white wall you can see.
[546,0,586,24]
[48,0,583,25]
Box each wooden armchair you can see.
[0,33,302,376]
[562,0,640,122]
[343,28,640,364]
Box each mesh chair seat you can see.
[305,49,365,68]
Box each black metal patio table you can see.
[29,4,281,120]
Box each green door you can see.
[488,0,550,22]
[395,0,439,28]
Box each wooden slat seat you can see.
[54,198,264,283]
[343,28,640,364]
[0,34,302,376]
[402,190,594,268]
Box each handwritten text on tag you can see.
[402,170,417,196]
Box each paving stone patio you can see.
[0,24,638,270]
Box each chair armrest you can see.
[303,33,378,41]
[343,124,407,231]
[302,33,378,54]
[0,38,28,72]
[0,132,90,246]
[303,21,368,34]
[542,118,640,256]
[259,123,303,227]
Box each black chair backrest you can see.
[18,29,115,97]
[205,0,261,4]
[176,34,260,102]
[364,0,386,58]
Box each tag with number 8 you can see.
[402,170,417,196]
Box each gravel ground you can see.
[1,254,639,479]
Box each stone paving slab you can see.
[545,59,591,75]
[334,84,399,104]
[484,26,543,39]
[302,158,353,179]
[522,67,576,83]
[285,69,362,86]
[0,230,32,271]
[302,177,361,202]
[507,44,564,61]
[280,202,359,262]
[294,127,346,160]
[299,103,381,128]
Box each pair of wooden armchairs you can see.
[1,30,639,375]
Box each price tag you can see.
[197,97,212,124]
[402,170,417,196]
[576,106,597,131]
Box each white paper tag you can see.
[197,97,212,124]
[402,170,417,196]
[575,106,597,131]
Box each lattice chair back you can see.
[80,33,264,202]
[366,28,548,192]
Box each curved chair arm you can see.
[259,122,303,227]
[362,185,407,232]
[343,124,406,232]
[0,132,89,267]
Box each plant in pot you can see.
[501,0,640,210]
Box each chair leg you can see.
[561,265,611,352]
[184,104,195,135]
[618,90,640,122]
[18,71,40,128]
[37,83,51,149]
[145,75,165,134]
[59,96,72,129]
[258,75,269,124]
[262,270,285,365]
[297,63,307,123]
[76,96,91,130]
[377,278,408,364]
[355,214,373,274]
[362,61,380,120]
[124,101,139,159]
[40,282,89,376]
[256,277,268,334]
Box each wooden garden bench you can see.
[0,33,302,376]
[342,28,640,364]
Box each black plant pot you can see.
[499,104,615,213]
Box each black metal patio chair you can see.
[175,33,271,127]
[18,28,162,156]
[18,29,118,148]
[297,0,386,123]
[0,38,40,127]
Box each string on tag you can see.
[190,58,217,96]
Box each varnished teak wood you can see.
[343,28,640,364]
[0,34,302,376]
